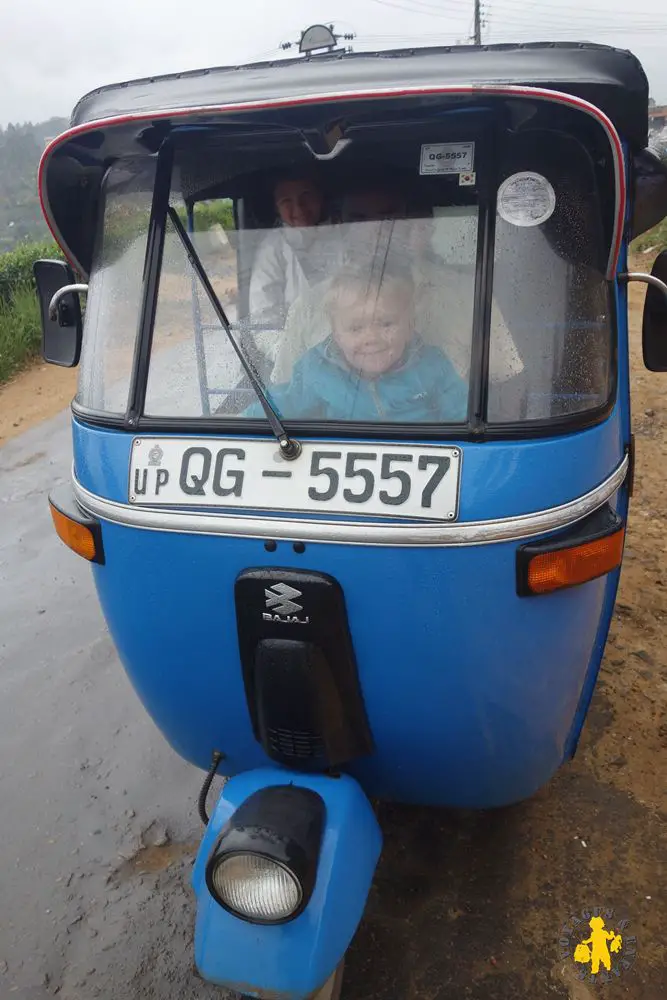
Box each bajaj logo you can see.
[263,583,309,624]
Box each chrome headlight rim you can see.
[206,848,305,925]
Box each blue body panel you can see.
[73,413,624,520]
[192,769,382,998]
[76,401,628,807]
[562,234,632,757]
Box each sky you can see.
[1,0,667,127]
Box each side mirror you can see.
[642,251,667,372]
[33,259,84,367]
[630,148,667,240]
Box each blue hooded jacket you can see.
[246,337,468,422]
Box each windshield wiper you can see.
[167,206,301,460]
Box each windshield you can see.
[77,159,155,415]
[78,122,614,431]
[142,162,479,425]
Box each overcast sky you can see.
[2,0,666,126]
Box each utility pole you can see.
[473,0,482,44]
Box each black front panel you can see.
[235,568,373,771]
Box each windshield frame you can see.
[72,114,618,441]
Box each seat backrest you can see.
[272,279,333,383]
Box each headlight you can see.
[209,852,302,922]
[204,786,325,925]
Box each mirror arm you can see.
[619,272,667,305]
[49,284,89,321]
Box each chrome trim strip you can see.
[72,455,628,548]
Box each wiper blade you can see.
[167,207,301,460]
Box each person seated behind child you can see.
[245,266,467,422]
[248,170,333,327]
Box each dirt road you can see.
[0,364,76,446]
[0,282,665,999]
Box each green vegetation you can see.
[631,216,667,255]
[0,284,42,384]
[0,115,72,381]
[192,200,235,231]
[0,239,63,302]
[0,239,64,383]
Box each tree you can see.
[0,117,68,253]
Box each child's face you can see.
[332,285,414,377]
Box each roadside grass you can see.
[631,216,667,255]
[0,239,64,386]
[0,239,62,303]
[0,284,41,385]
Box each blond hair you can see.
[323,265,414,321]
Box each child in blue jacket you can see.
[246,266,468,422]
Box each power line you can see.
[390,0,470,9]
[366,0,667,47]
[355,35,472,48]
[488,0,666,17]
[486,14,667,33]
[487,11,667,29]
[367,0,474,20]
[484,0,667,32]
[486,16,667,32]
[356,32,467,40]
[368,0,486,43]
[369,0,470,11]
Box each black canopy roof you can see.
[71,42,649,147]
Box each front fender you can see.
[192,768,382,998]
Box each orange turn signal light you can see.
[523,526,625,596]
[48,486,103,563]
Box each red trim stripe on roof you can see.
[39,84,626,279]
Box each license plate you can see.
[129,438,461,521]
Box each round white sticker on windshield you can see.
[497,172,556,227]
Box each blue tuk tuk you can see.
[35,39,667,999]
